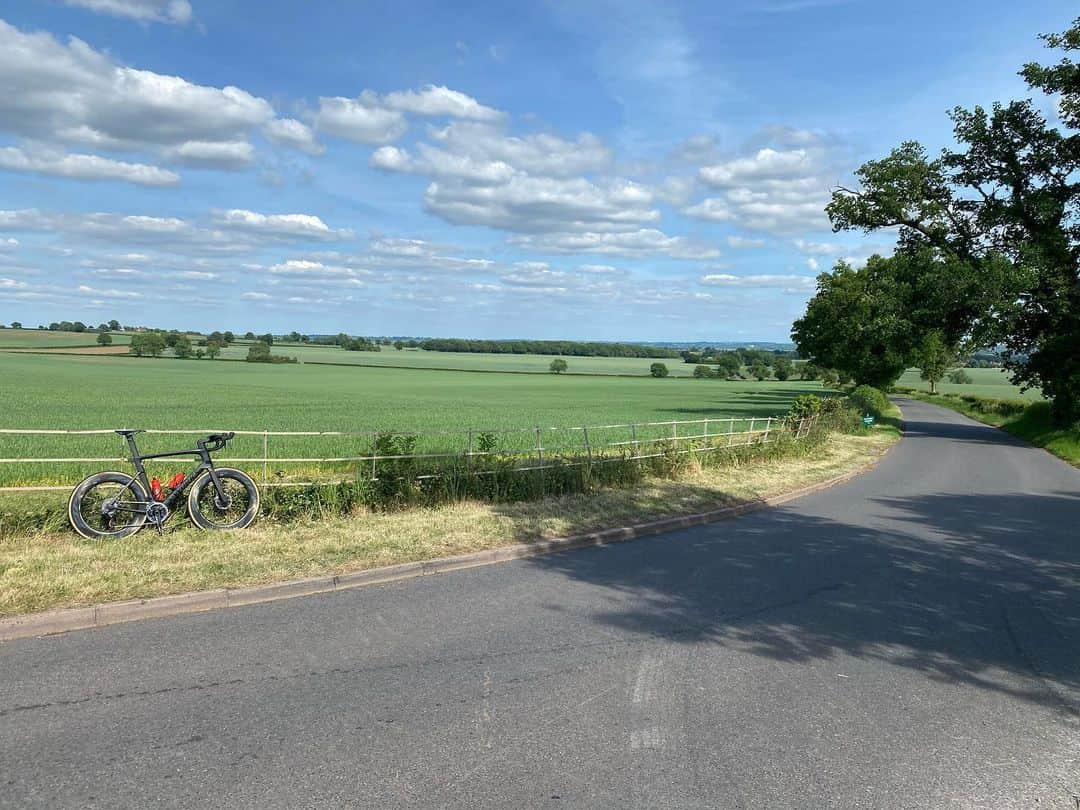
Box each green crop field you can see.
[0,352,827,487]
[0,328,131,348]
[220,343,711,377]
[895,367,1041,401]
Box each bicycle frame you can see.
[116,433,228,514]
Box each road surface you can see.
[2,398,1079,808]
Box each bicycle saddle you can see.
[114,429,145,436]
[205,431,236,442]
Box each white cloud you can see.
[0,20,273,171]
[682,198,733,222]
[241,291,270,300]
[369,146,413,172]
[383,85,503,121]
[806,257,819,270]
[211,209,354,241]
[169,140,254,170]
[315,94,408,144]
[76,283,142,298]
[578,264,624,275]
[0,146,180,186]
[684,131,837,234]
[699,148,816,187]
[263,118,325,156]
[510,229,719,259]
[63,0,193,24]
[726,235,765,248]
[428,122,610,177]
[425,175,658,233]
[793,238,842,255]
[267,259,370,279]
[700,273,815,292]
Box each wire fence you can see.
[0,414,818,493]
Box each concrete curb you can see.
[0,435,898,643]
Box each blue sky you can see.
[0,0,1075,340]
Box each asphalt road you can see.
[2,398,1079,809]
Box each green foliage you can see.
[420,337,680,359]
[245,342,297,364]
[172,334,193,359]
[246,342,271,362]
[692,364,714,379]
[788,394,822,420]
[549,358,568,374]
[848,385,890,419]
[96,331,112,346]
[128,331,166,357]
[649,362,669,378]
[749,361,770,381]
[800,362,821,381]
[948,369,973,384]
[792,258,915,389]
[714,353,742,378]
[826,19,1080,425]
[773,356,793,381]
[917,331,956,394]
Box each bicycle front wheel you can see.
[68,471,148,540]
[187,468,260,530]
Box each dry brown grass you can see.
[0,428,897,618]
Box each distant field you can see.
[0,328,131,348]
[222,343,707,377]
[0,352,827,486]
[895,367,1042,401]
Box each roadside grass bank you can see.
[0,418,899,618]
[895,388,1079,467]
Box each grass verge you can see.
[0,424,897,618]
[895,389,1079,468]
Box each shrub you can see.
[96,331,112,346]
[788,394,823,420]
[549,358,568,374]
[693,364,714,379]
[649,362,669,378]
[948,369,973,384]
[246,342,297,364]
[849,385,890,418]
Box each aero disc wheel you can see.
[187,468,260,530]
[68,471,148,540]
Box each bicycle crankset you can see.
[146,501,170,534]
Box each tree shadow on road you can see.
[514,486,1080,712]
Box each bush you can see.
[948,369,973,384]
[246,342,297,364]
[788,394,823,420]
[549,358,568,374]
[649,362,669,378]
[693,364,715,379]
[849,385,890,419]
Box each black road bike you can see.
[68,430,260,540]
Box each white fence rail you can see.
[0,414,817,493]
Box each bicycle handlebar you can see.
[198,432,235,452]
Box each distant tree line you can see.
[418,338,681,359]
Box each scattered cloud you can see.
[263,118,325,156]
[700,273,815,292]
[210,209,354,241]
[726,235,765,248]
[62,0,193,25]
[510,228,719,259]
[684,129,839,234]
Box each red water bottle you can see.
[150,477,164,501]
[167,472,185,490]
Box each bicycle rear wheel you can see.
[187,468,260,530]
[68,472,148,540]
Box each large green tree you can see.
[826,19,1080,424]
[792,257,915,389]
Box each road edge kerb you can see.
[0,431,901,642]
